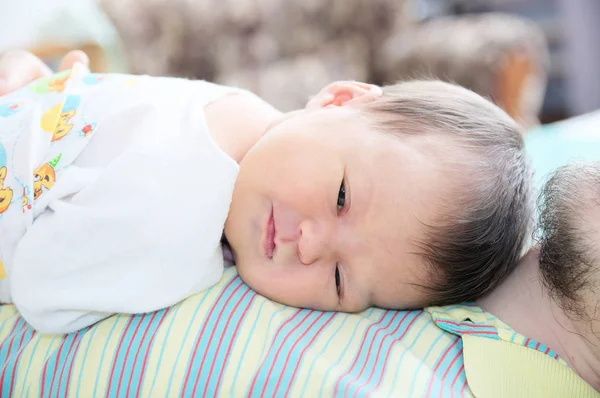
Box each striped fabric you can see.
[0,268,472,397]
[427,305,566,365]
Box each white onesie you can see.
[0,64,242,333]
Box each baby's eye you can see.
[335,264,341,296]
[337,180,345,213]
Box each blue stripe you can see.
[337,310,395,397]
[119,313,153,397]
[39,336,59,396]
[407,333,452,397]
[385,319,433,397]
[254,309,315,398]
[203,286,254,396]
[19,330,44,396]
[0,317,24,368]
[297,313,349,396]
[0,312,19,336]
[147,303,184,397]
[229,298,271,393]
[56,330,85,398]
[76,322,102,396]
[239,304,289,396]
[93,315,121,398]
[41,332,77,398]
[0,319,25,397]
[272,312,333,396]
[125,309,169,397]
[359,311,422,397]
[164,288,213,397]
[2,323,33,398]
[317,309,377,397]
[430,338,464,397]
[105,315,144,398]
[182,278,244,398]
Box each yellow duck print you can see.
[40,95,81,142]
[0,166,13,214]
[33,154,61,200]
[33,163,56,200]
[48,75,69,93]
[0,258,5,280]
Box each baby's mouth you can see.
[264,207,276,259]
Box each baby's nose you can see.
[297,219,333,265]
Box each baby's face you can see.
[225,107,455,312]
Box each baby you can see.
[0,52,531,333]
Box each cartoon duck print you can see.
[0,143,12,214]
[48,75,69,93]
[29,70,71,94]
[22,187,31,213]
[33,154,61,200]
[0,258,5,280]
[0,102,23,118]
[40,95,81,142]
[0,166,13,214]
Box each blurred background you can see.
[0,0,599,127]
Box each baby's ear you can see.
[306,81,383,110]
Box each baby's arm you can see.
[204,90,282,163]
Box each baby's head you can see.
[225,80,531,311]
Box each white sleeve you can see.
[10,135,233,334]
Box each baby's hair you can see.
[537,162,600,320]
[363,80,532,305]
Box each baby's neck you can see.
[478,248,600,390]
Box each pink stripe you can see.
[534,342,540,350]
[460,330,497,336]
[439,348,463,397]
[64,336,85,397]
[344,312,397,397]
[0,319,24,389]
[105,316,135,398]
[180,276,239,397]
[333,311,389,396]
[247,309,302,397]
[7,326,34,398]
[136,309,170,397]
[192,283,245,397]
[125,312,158,397]
[524,338,531,347]
[272,312,326,396]
[353,312,410,398]
[214,295,257,394]
[544,347,550,355]
[261,311,314,398]
[201,287,251,396]
[450,364,465,398]
[372,311,423,393]
[460,377,468,394]
[56,331,81,397]
[48,334,71,398]
[426,338,460,397]
[435,320,496,329]
[115,318,144,397]
[283,313,336,397]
